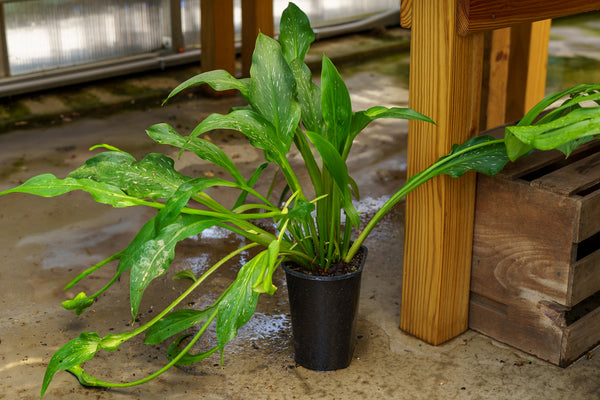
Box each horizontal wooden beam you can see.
[458,0,600,35]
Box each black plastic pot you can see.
[282,246,367,371]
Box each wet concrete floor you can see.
[2,16,600,400]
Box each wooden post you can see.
[241,0,274,77]
[200,0,235,75]
[169,0,185,53]
[505,20,551,121]
[0,5,10,78]
[480,28,511,129]
[401,0,484,345]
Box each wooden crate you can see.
[470,124,600,367]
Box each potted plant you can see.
[1,3,599,397]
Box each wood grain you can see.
[400,0,412,28]
[505,20,551,121]
[470,135,600,366]
[401,0,483,345]
[241,0,274,78]
[200,0,235,75]
[458,0,600,35]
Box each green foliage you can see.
[0,3,598,397]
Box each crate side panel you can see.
[472,174,576,304]
[469,294,563,365]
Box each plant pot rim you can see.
[282,245,367,282]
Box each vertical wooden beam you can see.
[169,0,185,53]
[0,5,10,78]
[241,0,274,77]
[401,0,484,345]
[505,19,551,121]
[200,0,235,74]
[481,27,511,129]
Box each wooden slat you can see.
[580,189,600,244]
[532,152,600,196]
[564,303,600,366]
[200,0,235,74]
[571,251,600,306]
[471,174,575,306]
[241,0,274,78]
[457,0,600,35]
[401,0,484,345]
[505,20,551,122]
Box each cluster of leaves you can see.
[0,3,599,397]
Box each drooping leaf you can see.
[146,123,246,185]
[417,136,510,181]
[166,334,219,366]
[41,332,102,397]
[68,151,190,200]
[321,56,352,153]
[215,255,263,350]
[279,2,315,63]
[128,214,219,318]
[249,33,301,148]
[145,308,215,345]
[163,69,250,104]
[0,174,147,208]
[507,106,600,155]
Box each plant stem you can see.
[344,138,506,263]
[70,310,218,388]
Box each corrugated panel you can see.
[5,0,167,75]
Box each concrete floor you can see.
[1,18,600,400]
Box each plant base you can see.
[283,247,367,371]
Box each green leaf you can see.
[62,292,95,315]
[420,136,510,181]
[517,84,598,127]
[41,332,102,397]
[279,2,315,63]
[0,174,147,208]
[145,308,215,345]
[289,58,323,133]
[305,130,360,227]
[163,70,250,103]
[216,255,263,350]
[155,177,238,228]
[187,109,286,164]
[233,162,269,210]
[128,214,218,318]
[166,335,219,366]
[146,123,246,185]
[249,33,301,148]
[507,107,600,155]
[68,151,191,200]
[287,198,315,221]
[350,106,434,141]
[172,269,197,282]
[321,56,352,153]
